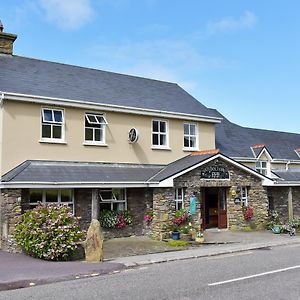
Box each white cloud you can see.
[86,38,228,92]
[39,0,94,30]
[207,10,257,35]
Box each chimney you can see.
[0,21,17,55]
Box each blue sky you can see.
[1,0,300,133]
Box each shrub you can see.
[99,210,133,229]
[172,209,189,226]
[14,204,84,261]
[266,210,281,230]
[242,206,254,221]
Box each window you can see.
[29,189,74,213]
[241,187,248,206]
[85,113,107,144]
[183,123,198,149]
[255,160,268,176]
[175,188,184,210]
[152,120,168,147]
[41,108,64,141]
[99,188,127,211]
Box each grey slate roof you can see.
[149,153,215,182]
[1,160,164,183]
[215,110,300,160]
[273,169,300,182]
[0,54,218,119]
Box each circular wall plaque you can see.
[128,128,139,143]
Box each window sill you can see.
[83,142,108,147]
[183,147,199,152]
[151,146,171,151]
[39,139,67,145]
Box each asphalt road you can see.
[1,244,300,300]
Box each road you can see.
[1,244,300,300]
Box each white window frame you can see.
[241,186,248,206]
[175,188,184,210]
[84,112,108,145]
[183,123,198,150]
[29,189,74,214]
[40,108,65,143]
[255,160,268,176]
[151,119,169,149]
[99,188,127,211]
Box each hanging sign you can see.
[190,196,197,215]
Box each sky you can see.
[1,0,300,133]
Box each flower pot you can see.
[180,233,192,241]
[272,225,282,234]
[195,237,204,243]
[171,231,180,240]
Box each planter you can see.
[171,232,180,240]
[180,233,192,241]
[272,225,282,234]
[195,237,205,243]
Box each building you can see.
[1,27,300,251]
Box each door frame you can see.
[201,187,228,230]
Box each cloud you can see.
[207,10,257,35]
[86,38,228,92]
[39,0,94,30]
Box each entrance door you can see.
[202,188,227,229]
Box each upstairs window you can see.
[183,123,197,149]
[41,108,64,141]
[255,160,268,176]
[85,113,107,144]
[152,120,168,148]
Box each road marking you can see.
[207,251,253,260]
[208,265,300,286]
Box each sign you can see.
[190,196,197,215]
[200,161,229,179]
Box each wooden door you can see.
[218,188,227,229]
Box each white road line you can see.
[208,265,300,286]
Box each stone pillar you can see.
[0,189,22,252]
[91,189,99,220]
[288,187,293,221]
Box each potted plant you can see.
[170,225,180,240]
[195,231,204,243]
[180,225,192,241]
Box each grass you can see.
[167,240,189,247]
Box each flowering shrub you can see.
[14,204,84,261]
[99,210,133,229]
[172,209,189,226]
[242,206,254,221]
[144,211,154,223]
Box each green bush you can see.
[99,210,133,229]
[14,204,84,261]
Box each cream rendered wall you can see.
[1,101,216,175]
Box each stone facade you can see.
[151,158,269,238]
[0,189,22,251]
[268,187,300,222]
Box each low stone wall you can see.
[0,189,22,251]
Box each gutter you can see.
[1,92,223,124]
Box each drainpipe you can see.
[288,187,293,221]
[286,161,291,171]
[0,92,4,107]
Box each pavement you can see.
[1,230,300,291]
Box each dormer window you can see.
[84,113,107,144]
[41,108,64,142]
[255,160,268,176]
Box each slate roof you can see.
[215,110,300,160]
[0,54,219,119]
[273,169,300,182]
[1,160,164,183]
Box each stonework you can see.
[151,158,269,238]
[0,189,22,251]
[85,219,104,262]
[0,32,17,55]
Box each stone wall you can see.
[0,189,22,251]
[268,187,300,222]
[151,158,269,238]
[75,188,93,230]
